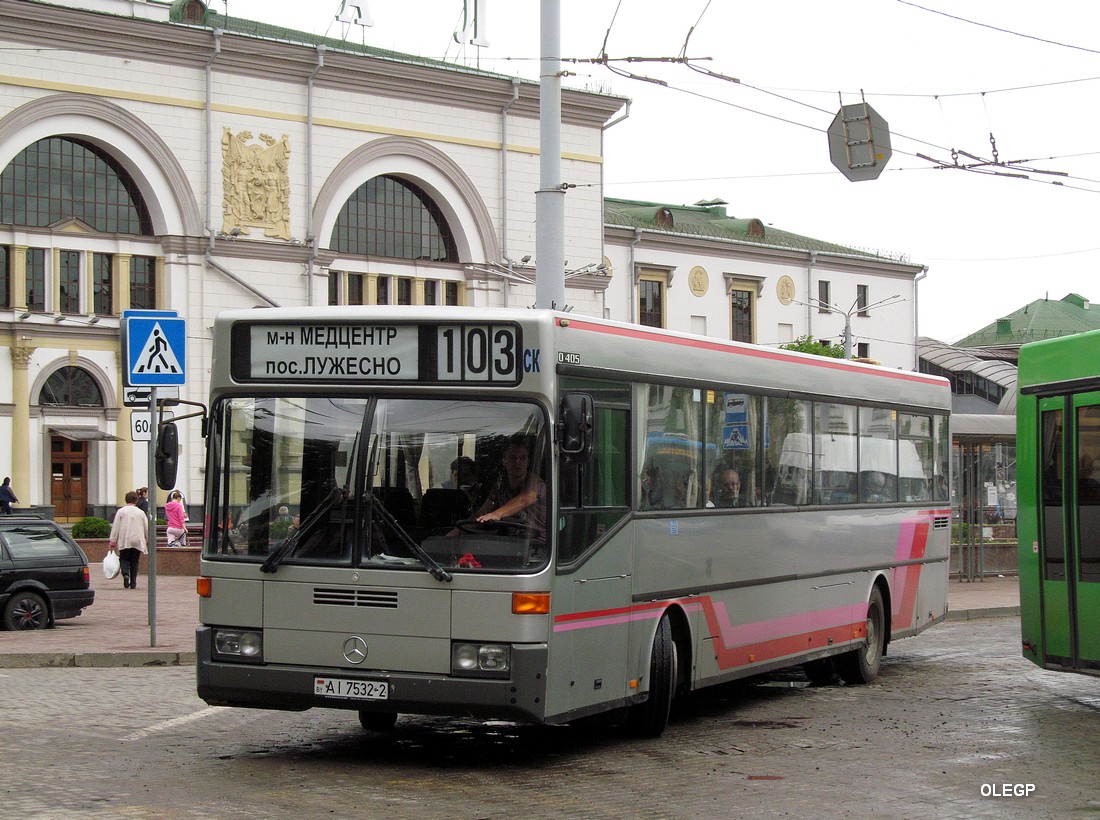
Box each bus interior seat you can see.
[374,487,417,527]
[420,488,472,530]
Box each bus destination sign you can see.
[233,322,523,385]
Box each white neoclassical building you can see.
[0,0,621,518]
[0,0,924,520]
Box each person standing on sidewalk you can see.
[109,491,148,589]
[0,477,18,514]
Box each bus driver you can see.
[475,434,546,541]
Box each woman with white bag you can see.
[108,490,148,589]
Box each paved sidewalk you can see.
[0,565,1020,668]
[0,568,198,668]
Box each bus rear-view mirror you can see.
[559,393,594,461]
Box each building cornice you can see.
[0,2,625,128]
[604,224,924,278]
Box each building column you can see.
[115,351,133,505]
[11,246,27,309]
[116,254,132,313]
[9,344,33,510]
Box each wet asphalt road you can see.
[3,616,1097,819]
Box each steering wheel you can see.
[453,516,540,537]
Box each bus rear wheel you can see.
[628,613,677,738]
[836,587,885,685]
[358,710,398,732]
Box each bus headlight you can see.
[212,628,264,663]
[451,642,510,677]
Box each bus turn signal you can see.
[512,592,550,614]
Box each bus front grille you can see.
[313,587,399,608]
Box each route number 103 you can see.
[437,324,520,383]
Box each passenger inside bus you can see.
[710,466,742,508]
[860,470,895,503]
[640,464,664,509]
[443,455,479,503]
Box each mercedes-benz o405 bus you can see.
[196,308,952,736]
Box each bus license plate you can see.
[314,676,389,701]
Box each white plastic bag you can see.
[103,549,121,580]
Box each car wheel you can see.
[3,591,50,631]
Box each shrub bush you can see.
[71,516,112,539]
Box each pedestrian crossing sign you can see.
[123,315,186,386]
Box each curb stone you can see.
[0,651,197,669]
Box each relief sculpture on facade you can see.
[221,128,291,240]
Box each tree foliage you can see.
[780,335,846,359]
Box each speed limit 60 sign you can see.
[130,412,172,442]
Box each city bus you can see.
[196,307,952,736]
[1017,328,1100,677]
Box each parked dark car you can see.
[0,517,95,630]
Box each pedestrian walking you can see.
[165,490,188,547]
[0,477,17,514]
[109,490,148,589]
[135,486,150,518]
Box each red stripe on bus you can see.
[554,596,866,672]
[555,511,945,669]
[557,317,946,387]
[891,518,931,629]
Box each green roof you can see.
[169,2,513,80]
[604,198,907,261]
[955,294,1100,348]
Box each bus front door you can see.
[1039,395,1100,673]
[1069,395,1100,671]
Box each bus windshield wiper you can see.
[367,491,453,583]
[261,486,347,574]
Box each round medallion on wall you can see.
[688,266,709,297]
[776,275,796,305]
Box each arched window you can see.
[39,367,104,407]
[330,175,457,262]
[0,137,152,234]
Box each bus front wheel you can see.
[836,587,885,685]
[628,613,677,738]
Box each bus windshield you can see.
[205,396,549,573]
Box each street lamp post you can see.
[805,294,904,358]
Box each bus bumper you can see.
[195,627,550,723]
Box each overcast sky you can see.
[223,0,1100,345]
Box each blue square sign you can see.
[124,315,186,386]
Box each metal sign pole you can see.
[147,387,158,646]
